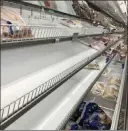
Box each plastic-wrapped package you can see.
[73,20,83,28]
[91,41,105,51]
[65,121,79,130]
[44,0,57,10]
[93,36,111,47]
[102,37,110,43]
[102,85,119,101]
[84,63,100,70]
[101,68,111,77]
[60,19,83,28]
[84,60,100,70]
[1,7,25,26]
[60,19,76,28]
[1,7,33,41]
[120,44,127,52]
[65,102,111,130]
[107,76,121,87]
[91,82,105,96]
[93,36,110,44]
[78,102,111,130]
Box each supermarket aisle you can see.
[1,40,93,86]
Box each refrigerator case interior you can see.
[63,59,125,130]
[1,0,127,130]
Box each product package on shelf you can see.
[65,101,111,130]
[65,121,79,130]
[84,60,100,70]
[74,20,83,28]
[91,40,105,51]
[93,36,110,45]
[60,19,76,28]
[44,0,58,10]
[107,75,121,87]
[60,19,83,28]
[1,7,33,41]
[91,82,105,96]
[116,44,127,61]
[102,84,119,101]
[91,71,121,102]
[101,68,111,78]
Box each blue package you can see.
[122,64,124,69]
[7,21,13,35]
[65,121,79,130]
[78,102,111,130]
[106,57,109,63]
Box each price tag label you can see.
[72,33,79,42]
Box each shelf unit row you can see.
[3,53,127,130]
[1,0,125,50]
[0,34,126,129]
[1,0,127,130]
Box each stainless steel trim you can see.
[110,56,127,130]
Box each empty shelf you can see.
[1,40,95,86]
[5,57,106,130]
[1,43,97,109]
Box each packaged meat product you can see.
[78,102,111,130]
[84,60,100,70]
[84,63,100,70]
[60,19,76,28]
[60,19,83,28]
[102,37,110,43]
[1,7,33,40]
[102,68,111,77]
[102,85,119,101]
[1,7,25,26]
[107,76,121,87]
[44,0,58,10]
[120,45,127,52]
[93,36,110,46]
[91,82,105,96]
[91,41,105,51]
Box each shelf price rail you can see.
[0,35,124,129]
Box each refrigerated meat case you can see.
[1,0,127,130]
